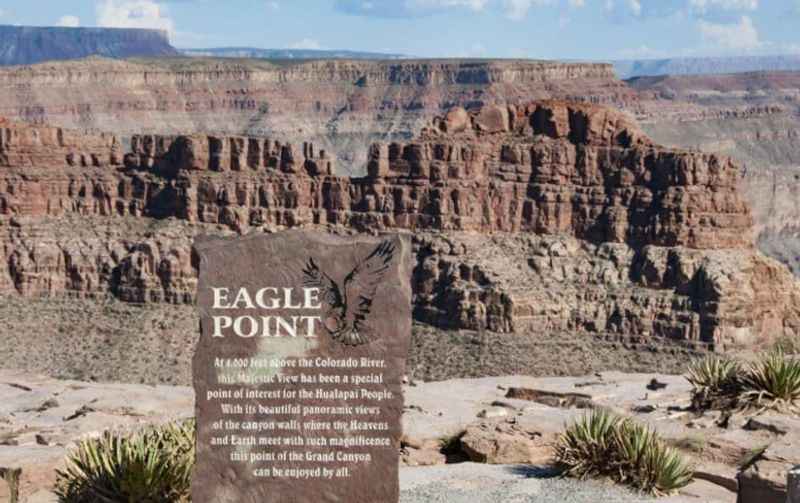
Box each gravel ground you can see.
[399,463,656,503]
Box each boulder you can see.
[459,419,552,464]
[401,439,447,467]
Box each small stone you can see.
[478,407,509,419]
[631,404,657,414]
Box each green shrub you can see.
[685,355,741,410]
[553,409,621,479]
[555,410,693,496]
[739,350,800,413]
[55,420,195,503]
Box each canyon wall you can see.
[628,71,800,275]
[1,101,798,363]
[0,58,637,175]
[2,57,798,282]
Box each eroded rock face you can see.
[0,119,119,167]
[0,101,797,353]
[628,71,800,279]
[0,217,198,303]
[0,59,637,177]
[110,102,752,250]
[411,232,800,349]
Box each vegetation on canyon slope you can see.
[54,420,195,503]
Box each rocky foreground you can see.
[2,369,797,503]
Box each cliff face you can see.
[119,101,748,250]
[0,26,178,66]
[0,58,637,175]
[628,71,800,275]
[2,57,799,285]
[1,102,797,358]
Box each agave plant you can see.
[685,355,740,411]
[613,420,694,496]
[555,410,693,496]
[55,420,195,503]
[554,409,622,479]
[739,350,800,413]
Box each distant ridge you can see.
[181,47,406,60]
[613,54,800,79]
[0,25,179,66]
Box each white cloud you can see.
[267,1,279,10]
[289,38,323,50]
[689,0,758,13]
[56,15,81,27]
[407,0,489,10]
[338,0,474,17]
[697,15,760,50]
[504,0,569,20]
[96,0,174,34]
[338,0,585,18]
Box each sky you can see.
[0,0,799,60]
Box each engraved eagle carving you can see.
[302,240,395,346]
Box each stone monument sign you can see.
[192,230,411,503]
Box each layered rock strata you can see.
[0,58,639,175]
[0,101,798,356]
[629,71,800,276]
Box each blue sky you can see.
[1,0,799,60]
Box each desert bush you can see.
[555,410,693,496]
[739,350,800,413]
[55,420,195,503]
[685,355,741,410]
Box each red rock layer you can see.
[0,102,753,249]
[118,101,749,250]
[0,103,794,350]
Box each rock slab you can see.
[192,230,412,503]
